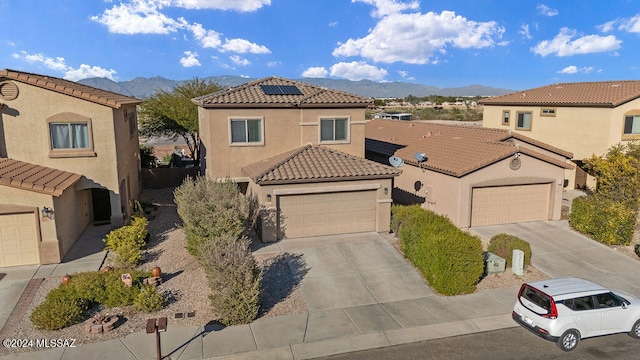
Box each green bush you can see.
[134,284,164,312]
[174,176,250,256]
[395,205,484,296]
[487,234,532,268]
[198,235,261,326]
[571,195,636,246]
[30,298,85,330]
[140,144,157,169]
[103,216,149,266]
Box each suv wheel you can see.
[630,319,640,339]
[557,329,580,351]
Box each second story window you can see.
[47,112,96,158]
[516,112,532,130]
[502,111,510,125]
[230,118,263,145]
[624,115,640,136]
[320,118,349,142]
[50,123,89,149]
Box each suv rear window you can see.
[519,284,552,315]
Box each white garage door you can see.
[279,191,377,239]
[0,212,40,267]
[471,184,550,227]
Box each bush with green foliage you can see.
[487,234,532,268]
[174,176,250,256]
[393,205,484,296]
[30,297,85,330]
[570,195,636,246]
[30,269,155,330]
[198,235,261,326]
[103,216,148,266]
[134,284,164,312]
[139,144,157,169]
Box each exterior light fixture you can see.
[41,206,55,220]
[266,194,272,202]
[384,187,389,195]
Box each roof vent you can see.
[0,81,19,100]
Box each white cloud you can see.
[333,10,504,64]
[558,65,594,74]
[189,23,222,48]
[597,19,617,33]
[531,28,621,57]
[619,14,640,33]
[302,67,329,78]
[519,24,532,39]
[329,21,338,27]
[220,38,271,54]
[329,61,388,81]
[180,51,201,67]
[267,61,281,67]
[64,64,119,81]
[229,55,250,66]
[173,0,271,11]
[537,4,558,17]
[353,0,420,18]
[90,0,182,35]
[398,70,408,77]
[13,51,117,81]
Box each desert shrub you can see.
[635,244,640,258]
[198,235,261,325]
[174,176,250,256]
[571,195,636,246]
[395,205,484,296]
[140,144,157,169]
[102,269,148,308]
[103,216,148,266]
[488,233,532,268]
[30,298,85,330]
[68,271,108,304]
[134,284,164,312]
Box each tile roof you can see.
[0,69,141,108]
[242,145,401,185]
[365,119,573,177]
[0,158,82,196]
[479,80,640,107]
[193,76,373,108]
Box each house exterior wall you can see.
[483,100,640,188]
[392,154,564,228]
[247,178,393,242]
[199,107,366,180]
[0,80,140,226]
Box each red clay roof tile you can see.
[0,158,82,196]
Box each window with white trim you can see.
[320,118,349,142]
[516,112,532,130]
[230,118,263,145]
[47,112,95,157]
[502,111,510,125]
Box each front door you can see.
[91,188,111,224]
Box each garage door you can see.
[471,184,550,227]
[279,191,377,239]
[0,212,40,267]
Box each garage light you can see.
[266,194,272,202]
[384,187,388,195]
[41,206,55,220]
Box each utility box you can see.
[484,252,506,274]
[512,249,525,276]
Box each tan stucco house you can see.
[365,119,573,227]
[0,69,141,266]
[193,77,401,241]
[480,80,640,189]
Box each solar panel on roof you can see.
[260,84,302,95]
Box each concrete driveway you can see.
[470,220,640,297]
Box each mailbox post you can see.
[146,317,167,360]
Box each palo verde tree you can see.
[138,78,223,165]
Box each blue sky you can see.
[1,0,639,90]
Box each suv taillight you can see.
[542,299,558,319]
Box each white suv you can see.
[512,277,640,351]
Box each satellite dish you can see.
[389,156,405,168]
[413,152,427,162]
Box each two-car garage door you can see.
[471,183,550,227]
[0,212,40,267]
[278,191,377,239]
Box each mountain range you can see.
[78,75,514,99]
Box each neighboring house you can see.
[0,69,141,266]
[372,111,413,120]
[480,80,640,189]
[365,119,573,227]
[193,77,400,241]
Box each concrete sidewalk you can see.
[2,221,640,360]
